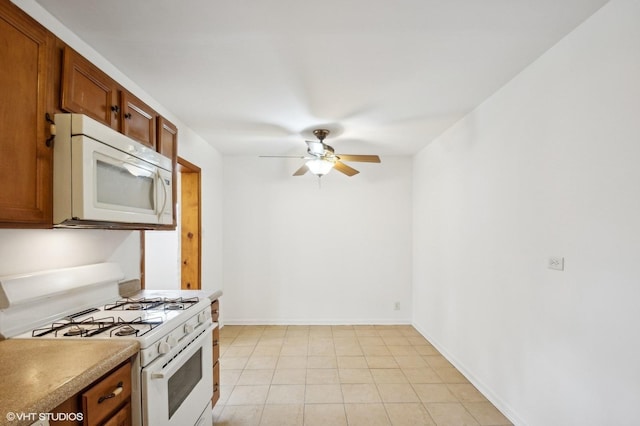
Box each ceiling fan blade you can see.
[333,161,360,176]
[337,154,381,163]
[293,164,309,176]
[305,140,324,156]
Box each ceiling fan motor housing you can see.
[312,129,330,142]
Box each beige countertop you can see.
[0,339,138,426]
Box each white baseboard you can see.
[223,318,412,326]
[411,322,526,426]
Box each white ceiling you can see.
[36,0,608,156]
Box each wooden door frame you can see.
[178,157,202,290]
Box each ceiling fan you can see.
[261,129,381,177]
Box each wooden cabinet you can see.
[82,362,132,426]
[51,361,132,426]
[102,402,131,426]
[121,91,156,148]
[61,47,158,149]
[0,0,56,227]
[211,299,220,407]
[157,117,178,226]
[210,299,219,322]
[59,47,179,228]
[157,117,178,166]
[1,0,178,229]
[61,46,119,130]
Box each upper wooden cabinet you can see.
[61,47,158,149]
[157,117,178,227]
[0,0,56,227]
[157,117,178,162]
[61,46,119,130]
[1,0,177,229]
[122,91,157,149]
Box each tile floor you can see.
[213,325,512,426]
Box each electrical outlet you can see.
[394,302,401,311]
[548,256,564,271]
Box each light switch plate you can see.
[548,256,564,271]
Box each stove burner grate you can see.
[162,297,199,311]
[104,297,164,311]
[30,315,164,338]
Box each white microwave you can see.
[53,113,173,227]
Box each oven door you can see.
[142,325,213,426]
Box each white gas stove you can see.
[0,263,214,426]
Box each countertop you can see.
[0,339,139,426]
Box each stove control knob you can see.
[158,341,171,355]
[167,336,178,347]
[184,324,195,334]
[198,312,207,324]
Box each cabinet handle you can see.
[111,105,120,113]
[124,113,132,119]
[97,381,123,404]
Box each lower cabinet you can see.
[101,402,130,426]
[211,299,220,407]
[51,361,132,426]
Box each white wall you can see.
[0,229,139,278]
[412,1,640,425]
[223,156,412,324]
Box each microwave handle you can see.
[158,170,169,219]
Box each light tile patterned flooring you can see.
[214,325,512,426]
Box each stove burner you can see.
[115,325,138,336]
[165,303,183,310]
[126,304,143,310]
[64,325,86,336]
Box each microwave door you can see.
[74,136,161,224]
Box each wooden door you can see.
[179,158,201,290]
[0,0,55,226]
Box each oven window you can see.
[96,159,154,210]
[168,348,202,418]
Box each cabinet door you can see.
[0,0,54,226]
[210,299,220,322]
[212,361,220,407]
[61,46,118,129]
[157,116,177,162]
[121,91,156,148]
[102,402,131,426]
[157,116,177,226]
[82,362,131,426]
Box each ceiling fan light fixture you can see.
[306,158,334,176]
